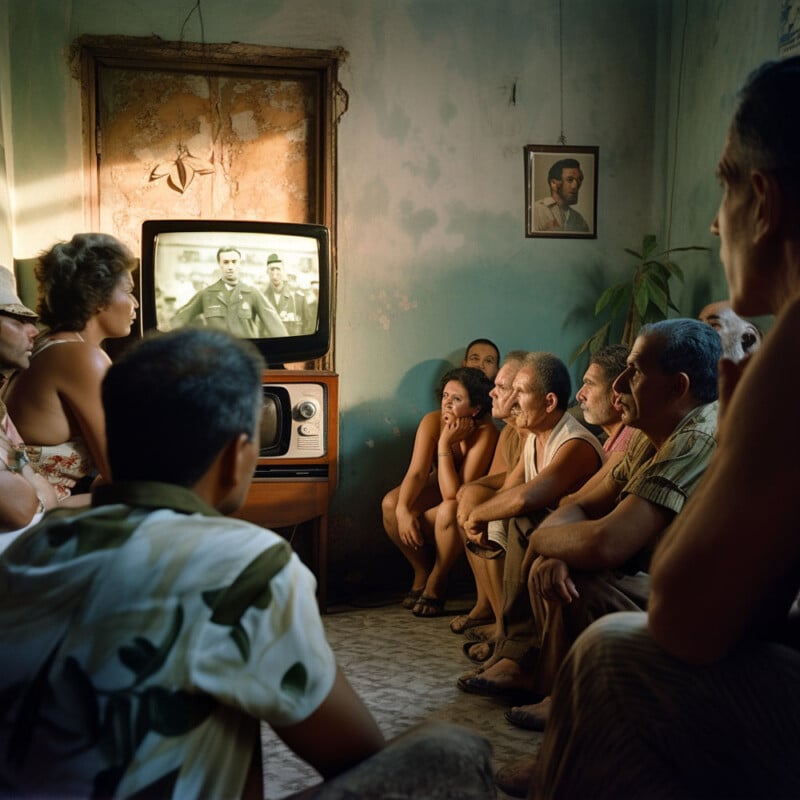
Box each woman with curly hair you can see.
[2,233,138,499]
[382,366,498,617]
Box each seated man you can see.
[698,299,762,362]
[454,352,605,672]
[462,337,501,380]
[449,350,529,634]
[458,345,631,661]
[528,55,800,800]
[0,327,494,799]
[0,266,59,552]
[493,318,721,797]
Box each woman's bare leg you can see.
[382,483,438,593]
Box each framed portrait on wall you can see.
[524,145,598,238]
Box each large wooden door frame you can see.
[70,35,347,369]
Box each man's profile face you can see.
[576,363,619,428]
[217,250,240,284]
[551,167,583,206]
[0,313,38,371]
[612,333,673,434]
[710,132,764,317]
[489,362,520,420]
[509,365,549,433]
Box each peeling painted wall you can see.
[0,0,782,600]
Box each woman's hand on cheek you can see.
[440,416,475,446]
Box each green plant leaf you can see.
[666,260,685,282]
[658,245,709,256]
[611,284,632,316]
[588,322,611,354]
[595,283,626,316]
[643,274,668,315]
[635,285,650,319]
[569,338,591,364]
[623,247,643,260]
[569,321,610,364]
[641,234,657,258]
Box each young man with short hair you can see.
[0,327,494,798]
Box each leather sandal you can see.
[412,595,446,617]
[449,614,494,634]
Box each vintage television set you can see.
[140,219,338,607]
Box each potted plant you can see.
[571,234,708,360]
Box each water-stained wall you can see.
[0,0,781,599]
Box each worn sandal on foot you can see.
[412,595,446,617]
[462,639,495,663]
[401,589,423,609]
[450,614,494,634]
[505,697,550,731]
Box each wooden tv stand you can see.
[234,370,338,611]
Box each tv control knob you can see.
[297,400,318,420]
[299,423,317,436]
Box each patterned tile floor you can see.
[261,595,542,798]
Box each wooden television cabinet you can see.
[234,370,338,611]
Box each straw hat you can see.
[0,265,37,318]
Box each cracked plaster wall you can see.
[0,0,780,600]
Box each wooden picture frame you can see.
[524,145,598,238]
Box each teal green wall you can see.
[659,0,780,320]
[0,0,783,598]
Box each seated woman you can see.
[2,233,138,499]
[382,366,498,617]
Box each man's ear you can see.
[212,433,252,491]
[227,432,255,487]
[751,170,782,242]
[672,371,691,400]
[544,392,559,413]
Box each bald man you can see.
[698,300,761,363]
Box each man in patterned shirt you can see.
[0,265,59,550]
[0,327,494,799]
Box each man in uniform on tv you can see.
[171,246,288,338]
[264,253,304,336]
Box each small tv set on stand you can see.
[140,219,338,610]
[139,218,331,368]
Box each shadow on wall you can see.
[328,358,457,604]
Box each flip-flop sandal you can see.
[401,589,423,609]
[449,614,495,634]
[462,639,495,664]
[412,595,446,617]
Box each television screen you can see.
[140,219,331,367]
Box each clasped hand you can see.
[530,555,579,604]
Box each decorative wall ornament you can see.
[149,144,214,194]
